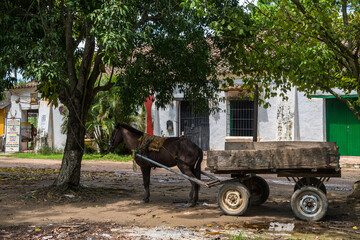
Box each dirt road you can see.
[0,156,359,239]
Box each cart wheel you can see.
[243,176,270,206]
[291,186,328,221]
[218,182,250,216]
[294,177,327,195]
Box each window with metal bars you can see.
[230,100,254,136]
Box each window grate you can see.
[230,100,254,137]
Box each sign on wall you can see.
[5,118,21,153]
[30,93,39,105]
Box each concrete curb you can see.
[340,156,360,168]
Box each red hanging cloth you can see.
[144,96,154,135]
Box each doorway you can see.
[326,98,360,156]
[23,110,38,150]
[179,101,209,151]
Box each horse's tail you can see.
[195,148,203,181]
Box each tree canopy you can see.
[1,0,222,108]
[0,0,226,190]
[188,0,360,119]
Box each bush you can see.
[84,144,97,154]
[38,146,63,155]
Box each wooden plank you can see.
[207,145,339,171]
[207,169,341,178]
[225,141,338,151]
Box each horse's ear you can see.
[115,123,121,129]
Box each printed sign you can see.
[5,118,21,153]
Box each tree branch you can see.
[58,83,71,107]
[354,35,360,58]
[94,58,115,95]
[133,12,162,30]
[88,45,104,88]
[77,20,95,93]
[324,86,360,121]
[334,54,352,71]
[64,7,77,90]
[291,0,354,61]
[73,24,86,52]
[60,0,65,23]
[94,67,115,95]
[342,0,349,26]
[38,0,49,35]
[77,21,97,122]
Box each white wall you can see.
[8,88,39,119]
[258,88,325,142]
[258,97,277,141]
[153,87,326,150]
[7,94,22,119]
[152,92,228,150]
[51,106,67,150]
[275,87,296,141]
[296,92,325,141]
[8,88,67,151]
[153,102,178,137]
[209,92,227,150]
[37,100,50,139]
[36,101,67,151]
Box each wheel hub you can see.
[225,190,242,208]
[299,194,319,215]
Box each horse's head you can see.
[108,124,123,153]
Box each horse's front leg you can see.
[140,166,151,203]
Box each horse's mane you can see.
[116,123,144,137]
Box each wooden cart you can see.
[134,141,340,221]
[206,141,341,221]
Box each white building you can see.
[6,82,66,151]
[152,81,360,157]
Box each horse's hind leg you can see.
[190,170,200,205]
[189,181,199,207]
[140,166,151,203]
[178,166,199,207]
[193,180,200,204]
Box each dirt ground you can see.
[0,156,360,239]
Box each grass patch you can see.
[4,153,63,159]
[82,153,131,162]
[227,233,263,240]
[3,153,132,162]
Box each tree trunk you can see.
[53,100,87,190]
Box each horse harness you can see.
[132,133,193,169]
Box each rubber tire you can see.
[291,186,328,221]
[294,177,327,195]
[218,182,250,216]
[243,176,270,206]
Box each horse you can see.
[108,123,203,206]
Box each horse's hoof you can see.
[187,202,197,207]
[141,199,150,204]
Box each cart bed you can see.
[207,142,341,176]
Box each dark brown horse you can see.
[108,124,203,206]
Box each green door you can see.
[326,98,360,156]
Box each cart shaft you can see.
[135,153,219,187]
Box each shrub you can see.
[84,144,97,154]
[38,146,63,155]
